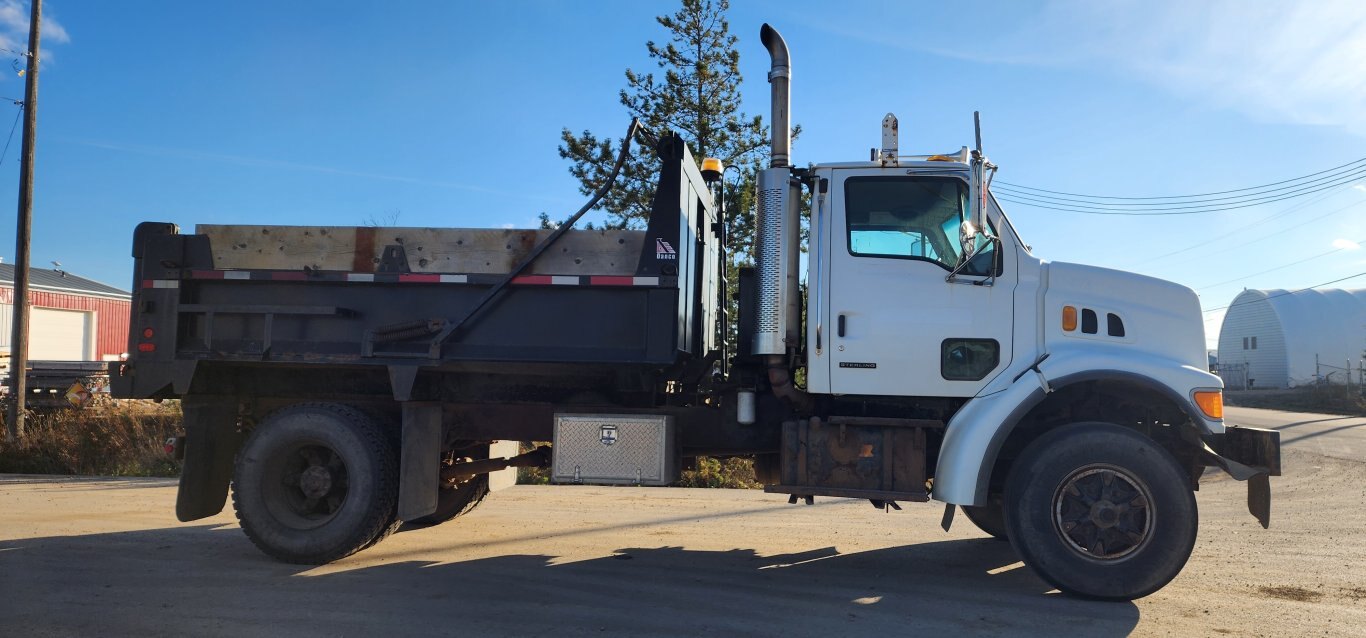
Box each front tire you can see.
[1003,422,1197,600]
[232,403,400,564]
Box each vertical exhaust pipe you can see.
[753,23,798,357]
[752,24,809,411]
[760,24,790,168]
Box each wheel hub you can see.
[1053,465,1153,561]
[299,465,333,498]
[1089,500,1122,528]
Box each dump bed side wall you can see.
[112,134,721,400]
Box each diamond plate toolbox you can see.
[551,414,677,486]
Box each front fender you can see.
[933,344,1223,506]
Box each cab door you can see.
[823,168,1015,397]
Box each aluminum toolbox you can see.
[551,414,677,486]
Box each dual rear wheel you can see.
[231,403,486,564]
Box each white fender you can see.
[933,342,1223,506]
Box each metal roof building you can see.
[0,264,131,361]
[1215,288,1366,388]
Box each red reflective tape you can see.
[141,279,154,289]
[589,276,635,286]
[511,275,553,285]
[137,343,156,352]
[398,273,440,283]
[192,270,224,279]
[271,271,307,281]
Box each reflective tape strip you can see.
[169,270,667,287]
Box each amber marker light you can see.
[1062,305,1077,332]
[1193,390,1224,420]
[700,157,724,183]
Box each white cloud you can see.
[1332,238,1361,250]
[923,1,1366,137]
[1354,184,1366,193]
[0,0,70,65]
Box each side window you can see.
[845,176,969,271]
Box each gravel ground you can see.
[1,439,1363,636]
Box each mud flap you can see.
[398,402,441,522]
[176,397,241,522]
[1201,444,1273,529]
[940,503,956,532]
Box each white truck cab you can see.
[750,23,1277,600]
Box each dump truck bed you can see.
[112,135,722,400]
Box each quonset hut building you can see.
[1215,288,1366,388]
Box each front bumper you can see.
[1211,425,1281,476]
[1203,425,1281,529]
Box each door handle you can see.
[837,314,846,337]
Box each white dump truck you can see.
[112,24,1279,600]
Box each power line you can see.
[995,165,1366,214]
[1202,271,1366,313]
[0,104,21,165]
[999,154,1366,201]
[994,159,1366,207]
[1124,185,1354,268]
[1195,239,1362,290]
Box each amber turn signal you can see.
[1062,305,1077,332]
[1193,390,1224,420]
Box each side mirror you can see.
[959,220,979,256]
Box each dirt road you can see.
[2,411,1363,636]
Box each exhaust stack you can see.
[752,24,800,359]
[760,23,790,168]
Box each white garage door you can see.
[30,307,93,360]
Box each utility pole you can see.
[6,0,40,442]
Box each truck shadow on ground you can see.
[2,523,1140,636]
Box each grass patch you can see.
[0,402,183,477]
[516,443,761,489]
[676,456,761,489]
[1225,385,1366,416]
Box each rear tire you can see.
[409,476,490,526]
[232,403,400,564]
[1003,422,1197,601]
[962,501,1009,540]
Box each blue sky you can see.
[2,0,1364,348]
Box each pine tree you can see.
[558,0,794,260]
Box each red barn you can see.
[0,264,131,361]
